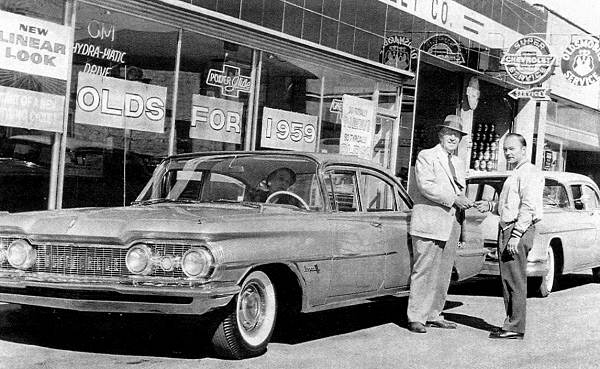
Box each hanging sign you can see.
[261,107,318,152]
[0,85,64,132]
[508,87,551,101]
[329,99,343,114]
[560,37,600,87]
[205,64,252,98]
[340,95,375,160]
[501,35,555,85]
[189,95,243,144]
[380,35,417,71]
[0,10,72,80]
[420,34,465,65]
[75,72,167,133]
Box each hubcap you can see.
[238,282,265,333]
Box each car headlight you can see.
[7,239,36,270]
[181,247,214,278]
[125,244,153,275]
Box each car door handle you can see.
[370,221,382,228]
[340,249,360,256]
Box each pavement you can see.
[0,272,599,369]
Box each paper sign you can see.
[261,107,318,152]
[0,85,64,132]
[0,10,72,80]
[75,72,167,133]
[340,95,375,160]
[189,95,243,144]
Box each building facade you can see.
[0,0,598,211]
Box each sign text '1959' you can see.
[261,107,318,152]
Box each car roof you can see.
[168,150,387,170]
[467,170,596,185]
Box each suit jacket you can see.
[409,144,466,241]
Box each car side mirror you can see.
[574,199,584,210]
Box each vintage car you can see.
[467,171,600,297]
[0,151,486,359]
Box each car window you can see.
[581,185,600,210]
[543,179,569,209]
[324,170,359,212]
[361,173,396,212]
[571,185,584,210]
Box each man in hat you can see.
[407,114,472,333]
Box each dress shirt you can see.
[494,160,544,238]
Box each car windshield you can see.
[135,153,324,211]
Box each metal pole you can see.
[168,28,183,156]
[55,0,77,210]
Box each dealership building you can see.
[0,0,599,211]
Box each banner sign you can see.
[0,10,72,80]
[560,37,600,87]
[205,64,252,98]
[420,34,465,64]
[501,35,555,85]
[340,95,375,160]
[261,107,317,152]
[190,95,243,144]
[508,87,551,101]
[75,72,167,133]
[0,85,64,132]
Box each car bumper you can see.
[0,271,239,315]
[478,259,548,277]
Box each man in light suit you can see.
[407,115,472,333]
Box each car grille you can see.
[0,237,190,279]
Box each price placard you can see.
[261,107,318,152]
[340,95,375,160]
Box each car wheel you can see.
[530,246,558,297]
[592,267,600,283]
[211,270,277,359]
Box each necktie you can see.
[448,153,464,191]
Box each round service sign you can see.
[561,37,600,87]
[501,35,555,85]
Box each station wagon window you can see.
[543,179,569,209]
[324,171,359,212]
[361,173,396,212]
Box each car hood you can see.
[0,204,300,242]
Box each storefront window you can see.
[0,1,67,212]
[256,54,322,152]
[176,30,253,153]
[319,69,376,155]
[67,3,178,208]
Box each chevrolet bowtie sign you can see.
[508,87,551,101]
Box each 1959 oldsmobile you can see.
[467,171,600,297]
[0,151,486,359]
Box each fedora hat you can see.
[437,115,468,136]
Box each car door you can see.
[569,183,599,268]
[574,183,600,268]
[358,169,412,290]
[324,168,385,299]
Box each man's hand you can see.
[506,237,520,256]
[473,200,491,213]
[454,194,472,209]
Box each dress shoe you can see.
[408,322,427,333]
[426,320,457,329]
[489,330,524,340]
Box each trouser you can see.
[498,224,535,334]
[407,217,460,324]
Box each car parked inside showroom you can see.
[466,171,600,297]
[0,151,486,359]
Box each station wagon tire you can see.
[530,246,558,298]
[211,271,277,359]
